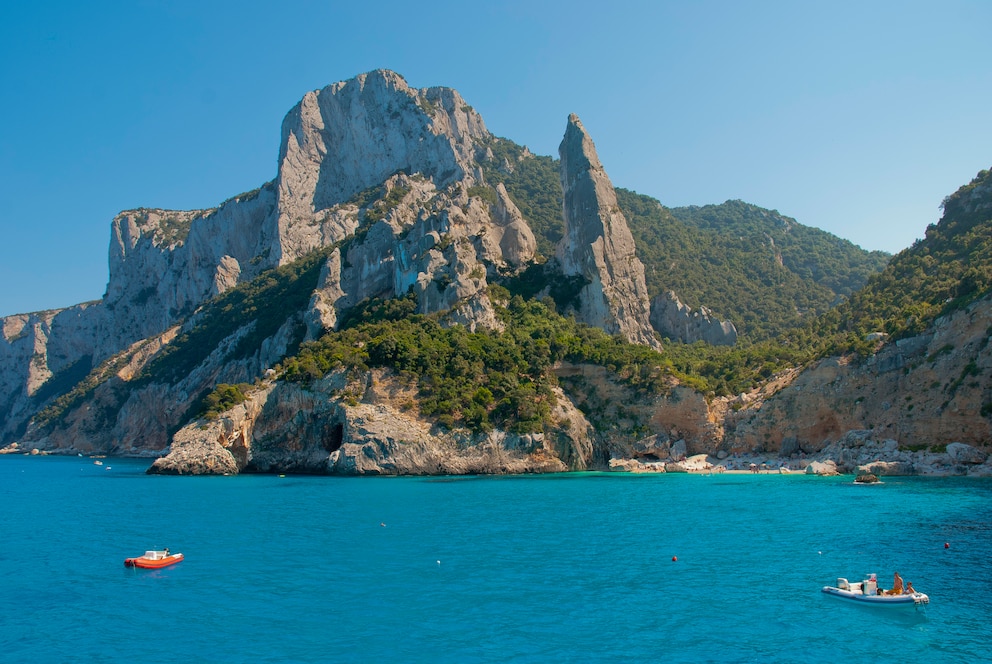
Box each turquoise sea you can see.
[1,456,989,663]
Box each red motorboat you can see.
[124,549,184,569]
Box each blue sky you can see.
[1,0,989,317]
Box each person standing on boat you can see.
[886,572,904,595]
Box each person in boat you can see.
[164,548,170,556]
[905,581,916,594]
[886,572,904,595]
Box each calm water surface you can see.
[1,456,989,662]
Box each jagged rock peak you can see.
[275,69,491,249]
[650,291,738,346]
[560,113,603,189]
[556,114,660,349]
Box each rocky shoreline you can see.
[4,428,990,478]
[611,430,992,477]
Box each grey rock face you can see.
[0,71,508,443]
[800,430,991,477]
[556,114,659,349]
[0,186,279,443]
[650,291,738,346]
[947,442,986,464]
[274,69,490,264]
[805,460,839,475]
[300,168,538,338]
[485,183,537,270]
[0,303,106,441]
[104,188,277,356]
[148,371,591,476]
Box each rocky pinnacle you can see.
[556,113,660,349]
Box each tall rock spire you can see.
[556,114,660,349]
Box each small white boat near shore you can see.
[822,575,929,607]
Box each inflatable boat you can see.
[124,550,184,569]
[822,575,928,607]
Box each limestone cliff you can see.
[148,369,594,476]
[556,114,659,348]
[0,71,522,442]
[274,70,489,263]
[104,189,277,352]
[650,291,738,346]
[724,293,992,458]
[3,71,987,479]
[0,303,105,442]
[302,171,535,337]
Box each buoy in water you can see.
[672,556,677,562]
[945,542,950,549]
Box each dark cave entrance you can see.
[325,422,344,453]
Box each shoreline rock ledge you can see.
[609,434,992,477]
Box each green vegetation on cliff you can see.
[284,293,634,433]
[278,290,805,435]
[200,383,254,420]
[36,148,984,446]
[809,168,992,355]
[143,249,329,384]
[480,137,563,257]
[622,193,889,342]
[33,248,331,431]
[480,136,889,344]
[669,199,890,297]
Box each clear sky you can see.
[1,0,989,317]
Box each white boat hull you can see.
[822,586,929,606]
